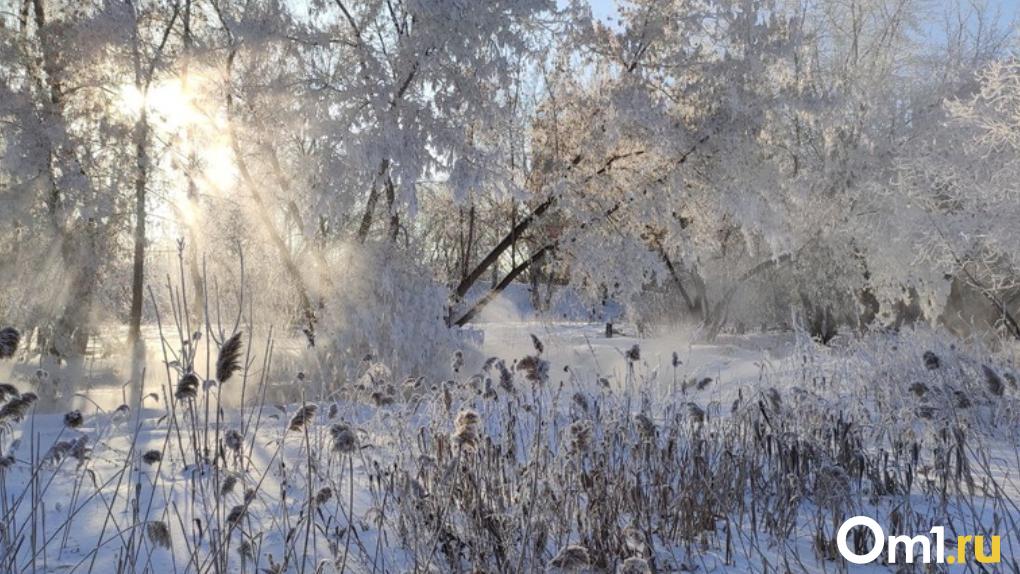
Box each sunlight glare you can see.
[117,76,238,241]
[118,79,202,131]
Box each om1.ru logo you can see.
[837,516,1000,565]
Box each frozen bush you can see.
[314,243,469,386]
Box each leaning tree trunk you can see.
[455,244,554,326]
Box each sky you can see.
[589,0,620,23]
[583,0,1020,25]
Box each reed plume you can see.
[0,327,19,359]
[217,332,244,383]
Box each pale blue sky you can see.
[586,0,1018,24]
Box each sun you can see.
[119,79,200,131]
[118,76,238,239]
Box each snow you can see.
[1,0,1018,570]
[2,321,1017,572]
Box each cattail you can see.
[44,437,88,465]
[0,392,37,422]
[330,424,359,454]
[908,382,928,397]
[70,436,90,462]
[634,414,656,439]
[147,521,171,549]
[216,332,244,383]
[550,544,591,571]
[224,429,243,452]
[111,404,130,425]
[625,344,640,362]
[44,441,73,465]
[567,421,591,453]
[264,556,284,574]
[468,374,485,392]
[766,387,782,411]
[371,391,395,406]
[244,488,256,504]
[441,382,453,412]
[455,409,480,429]
[221,475,238,496]
[619,557,651,574]
[453,426,479,450]
[622,527,648,557]
[63,410,84,429]
[288,404,317,431]
[954,390,972,409]
[923,350,941,370]
[0,327,19,359]
[0,455,14,469]
[530,333,544,355]
[671,351,681,368]
[314,486,333,506]
[142,450,162,465]
[983,365,1005,396]
[0,384,19,402]
[237,539,253,560]
[497,361,514,394]
[696,377,712,390]
[401,376,424,400]
[517,355,549,384]
[226,505,246,525]
[451,350,464,373]
[572,392,589,413]
[452,408,481,454]
[483,379,497,400]
[686,402,705,424]
[328,403,339,419]
[176,372,199,400]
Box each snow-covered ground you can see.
[0,321,1018,573]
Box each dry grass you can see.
[0,269,1018,573]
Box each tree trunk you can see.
[450,143,695,305]
[385,174,400,242]
[182,0,205,319]
[454,244,553,326]
[357,159,389,242]
[127,120,147,399]
[462,203,476,278]
[453,195,556,300]
[128,107,148,348]
[649,235,698,314]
